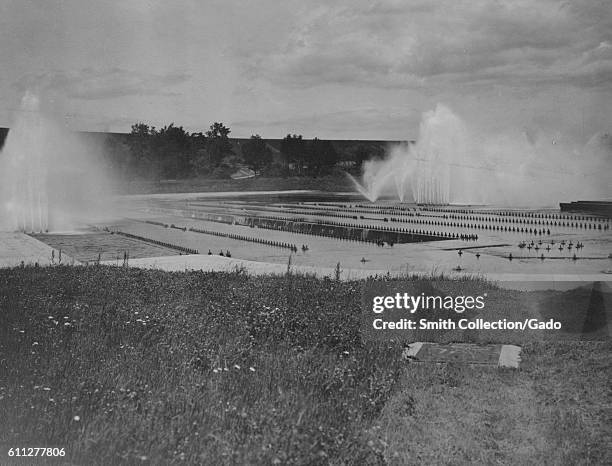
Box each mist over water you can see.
[0,92,114,232]
[351,104,612,207]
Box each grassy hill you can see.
[1,266,610,465]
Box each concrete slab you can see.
[498,345,522,368]
[469,273,612,291]
[102,254,612,290]
[101,254,390,280]
[403,342,522,368]
[120,190,313,201]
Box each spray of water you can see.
[351,104,612,206]
[0,92,114,232]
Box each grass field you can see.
[1,267,610,465]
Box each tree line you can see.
[102,121,385,180]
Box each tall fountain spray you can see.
[0,92,50,232]
[0,91,114,232]
[410,104,464,204]
[350,103,611,206]
[350,104,464,204]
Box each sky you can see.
[1,0,611,141]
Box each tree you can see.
[128,122,152,159]
[280,134,306,173]
[152,123,193,179]
[127,123,157,179]
[241,135,272,173]
[189,131,209,176]
[308,138,338,174]
[352,143,384,170]
[205,122,233,167]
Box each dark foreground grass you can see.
[0,267,610,465]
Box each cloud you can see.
[13,68,190,100]
[237,0,612,91]
[2,0,609,137]
[231,107,422,139]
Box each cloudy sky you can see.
[1,0,611,140]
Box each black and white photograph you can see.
[1,0,611,464]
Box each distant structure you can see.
[230,166,256,180]
[560,201,612,217]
